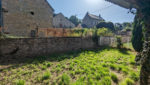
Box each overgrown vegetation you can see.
[70,27,114,37]
[0,47,140,85]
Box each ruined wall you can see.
[2,0,53,37]
[0,37,96,58]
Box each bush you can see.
[97,28,114,36]
[116,36,123,49]
[96,21,115,31]
[111,73,118,83]
[131,15,143,52]
[15,80,25,85]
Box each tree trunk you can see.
[140,24,150,85]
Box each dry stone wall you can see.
[0,37,96,58]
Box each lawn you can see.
[0,47,140,85]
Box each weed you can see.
[125,78,134,85]
[42,71,51,80]
[111,73,118,83]
[59,74,70,85]
[100,76,111,85]
[15,80,25,85]
[129,72,139,81]
[47,62,52,67]
[41,65,47,70]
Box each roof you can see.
[45,0,54,11]
[87,12,104,20]
[105,0,138,9]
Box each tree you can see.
[131,16,143,52]
[96,21,115,31]
[69,16,81,27]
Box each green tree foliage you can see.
[97,28,114,36]
[69,16,81,26]
[96,21,115,31]
[132,16,143,52]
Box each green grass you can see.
[111,73,118,83]
[42,71,51,80]
[0,47,140,85]
[15,80,25,85]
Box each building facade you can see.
[53,13,75,28]
[0,0,54,37]
[82,12,104,28]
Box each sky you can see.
[48,0,135,23]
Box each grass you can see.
[42,71,51,80]
[15,80,25,85]
[0,47,140,85]
[111,73,118,83]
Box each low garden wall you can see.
[0,37,96,58]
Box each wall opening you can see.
[30,11,34,15]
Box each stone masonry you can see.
[0,37,96,58]
[0,0,54,37]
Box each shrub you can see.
[42,71,51,80]
[96,21,115,31]
[116,36,123,49]
[15,80,25,85]
[111,73,118,83]
[132,15,143,52]
[59,74,70,85]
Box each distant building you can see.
[0,0,54,37]
[82,12,104,28]
[53,13,75,28]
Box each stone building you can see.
[82,12,104,28]
[53,13,75,28]
[0,0,54,37]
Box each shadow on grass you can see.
[0,47,131,71]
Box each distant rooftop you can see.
[87,12,104,21]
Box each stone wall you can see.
[98,36,116,46]
[1,0,53,37]
[0,37,96,58]
[98,36,131,46]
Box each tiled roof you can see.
[88,13,104,20]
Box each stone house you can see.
[0,0,54,37]
[53,13,75,28]
[82,12,104,28]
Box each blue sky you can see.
[48,0,135,23]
